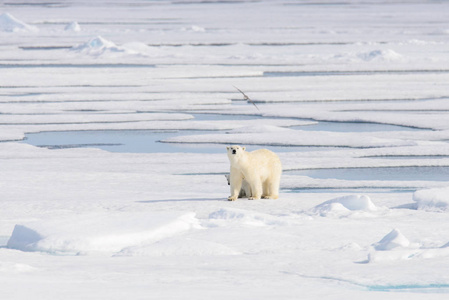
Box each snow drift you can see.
[358,49,403,62]
[368,229,449,263]
[70,36,162,58]
[0,13,38,33]
[65,21,81,32]
[413,187,449,211]
[71,36,127,56]
[372,229,410,251]
[7,212,199,255]
[368,229,416,262]
[334,49,403,63]
[312,195,377,217]
[208,208,292,226]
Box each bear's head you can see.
[226,145,246,162]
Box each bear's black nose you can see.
[232,149,236,154]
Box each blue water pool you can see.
[20,113,427,153]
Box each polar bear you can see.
[226,145,281,201]
[225,174,251,198]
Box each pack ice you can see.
[2,0,449,298]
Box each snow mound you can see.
[0,13,38,33]
[358,49,403,62]
[312,195,377,217]
[413,187,449,211]
[71,36,126,56]
[65,21,81,32]
[70,37,160,57]
[208,208,290,226]
[7,212,198,256]
[373,229,410,251]
[229,125,292,134]
[368,229,414,262]
[367,229,449,262]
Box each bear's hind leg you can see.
[248,179,262,200]
[261,180,270,199]
[262,176,280,199]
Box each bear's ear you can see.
[242,147,246,151]
[226,146,230,150]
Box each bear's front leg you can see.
[228,169,243,201]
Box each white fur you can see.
[225,174,251,198]
[226,145,282,201]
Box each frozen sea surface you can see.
[2,0,449,299]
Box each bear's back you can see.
[249,149,280,163]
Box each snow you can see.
[227,124,297,134]
[368,229,449,263]
[373,229,411,251]
[311,195,378,217]
[7,212,199,255]
[181,25,206,33]
[358,49,404,62]
[65,21,81,32]
[71,36,128,56]
[2,0,449,299]
[0,13,38,33]
[162,129,418,148]
[208,208,296,227]
[413,187,449,211]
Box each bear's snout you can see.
[232,149,236,154]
